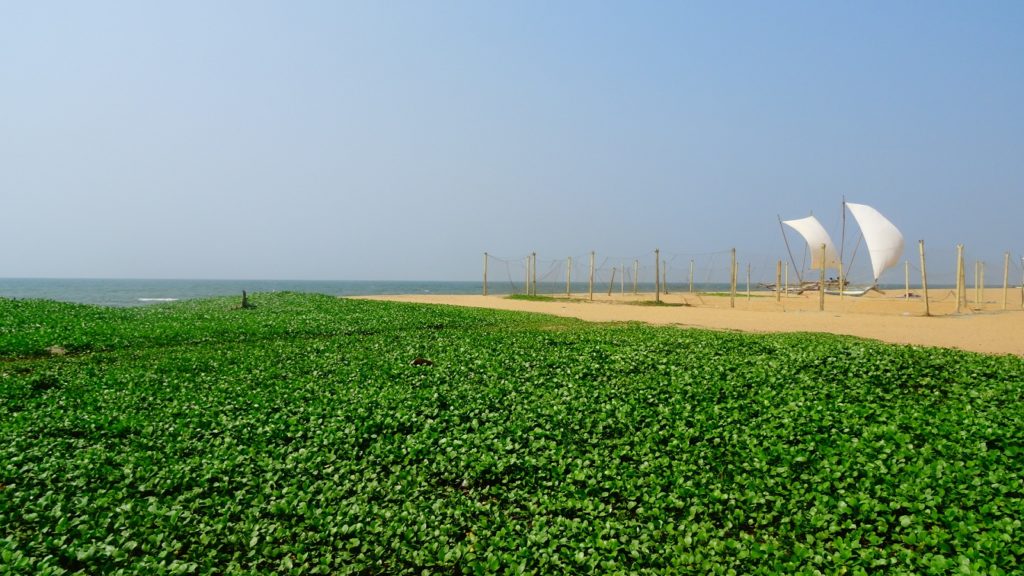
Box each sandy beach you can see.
[358,287,1024,356]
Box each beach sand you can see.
[357,287,1024,356]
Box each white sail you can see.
[846,202,904,282]
[781,215,840,270]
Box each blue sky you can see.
[2,1,1022,282]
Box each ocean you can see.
[0,278,487,307]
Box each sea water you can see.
[0,278,486,307]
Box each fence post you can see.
[1003,252,1009,311]
[955,246,961,312]
[776,260,782,302]
[981,261,986,309]
[956,244,965,312]
[838,256,844,303]
[589,251,595,301]
[818,244,826,311]
[919,240,930,316]
[566,257,572,298]
[633,260,639,295]
[483,253,488,296]
[904,260,909,301]
[730,248,737,309]
[526,254,531,296]
[655,249,661,304]
[524,256,529,295]
[531,252,537,296]
[746,262,751,303]
[975,261,981,308]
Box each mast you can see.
[839,196,846,287]
[778,215,803,285]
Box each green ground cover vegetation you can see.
[1,293,1022,574]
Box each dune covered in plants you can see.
[2,293,1022,574]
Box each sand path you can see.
[357,288,1024,356]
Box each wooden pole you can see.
[974,261,980,308]
[524,253,532,293]
[589,251,595,301]
[972,260,977,307]
[535,253,540,295]
[776,260,782,302]
[959,245,967,311]
[566,256,572,298]
[904,260,910,301]
[746,262,751,303]
[526,254,531,295]
[524,255,530,295]
[961,249,967,310]
[655,249,661,304]
[620,264,625,295]
[818,244,826,311]
[1003,252,1010,311]
[633,259,638,295]
[730,248,737,309]
[483,252,489,296]
[974,261,979,308]
[954,247,959,311]
[919,240,930,316]
[840,197,847,289]
[981,261,986,309]
[838,257,844,302]
[689,259,694,293]
[527,254,531,296]
[607,267,616,297]
[965,257,971,309]
[950,243,958,311]
[966,258,974,307]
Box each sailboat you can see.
[780,202,904,295]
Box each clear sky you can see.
[2,1,1022,282]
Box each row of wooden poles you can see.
[901,241,1022,316]
[484,249,779,306]
[950,244,1023,314]
[483,250,679,303]
[484,242,1024,315]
